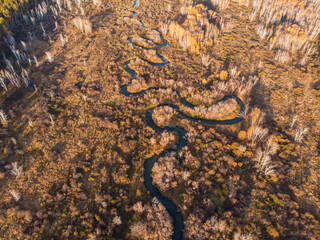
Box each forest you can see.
[0,0,319,239]
[0,0,41,33]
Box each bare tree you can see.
[294,128,308,143]
[10,162,23,178]
[290,115,297,128]
[9,190,20,201]
[45,52,54,63]
[201,54,212,67]
[0,110,8,124]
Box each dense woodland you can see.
[0,0,320,239]
[0,0,42,33]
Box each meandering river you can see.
[122,1,245,239]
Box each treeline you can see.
[0,0,39,33]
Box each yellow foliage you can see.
[266,225,279,238]
[0,0,33,34]
[219,71,228,81]
[238,130,247,140]
[270,175,278,182]
[244,151,253,157]
[205,180,211,185]
[230,142,238,149]
[213,140,222,148]
[136,188,141,196]
[0,120,8,127]
[249,108,261,125]
[168,4,216,53]
[246,126,253,139]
